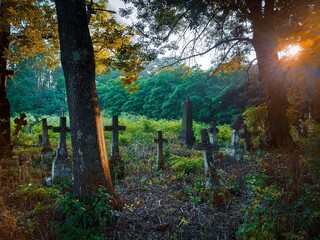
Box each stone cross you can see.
[0,68,14,158]
[104,115,126,179]
[51,117,71,182]
[153,131,168,169]
[178,97,195,148]
[41,118,53,161]
[194,129,220,190]
[13,113,28,137]
[41,118,53,151]
[53,117,70,159]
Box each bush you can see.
[51,187,119,240]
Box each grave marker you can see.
[194,129,220,190]
[227,117,244,160]
[51,117,71,182]
[41,118,53,161]
[227,129,242,160]
[104,115,126,179]
[13,113,28,137]
[153,131,168,169]
[178,97,195,148]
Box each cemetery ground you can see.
[1,114,320,239]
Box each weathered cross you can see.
[41,118,53,153]
[104,115,126,158]
[13,113,28,137]
[153,130,168,169]
[104,115,126,179]
[194,129,220,190]
[52,116,71,182]
[53,116,70,159]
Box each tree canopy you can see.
[120,0,318,148]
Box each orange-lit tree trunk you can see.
[251,8,293,148]
[55,0,120,204]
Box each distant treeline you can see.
[8,59,264,124]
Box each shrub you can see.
[51,187,119,240]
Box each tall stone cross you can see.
[53,117,70,159]
[52,117,71,182]
[41,118,53,161]
[153,131,168,169]
[104,115,126,179]
[194,129,220,190]
[0,68,14,158]
[178,97,195,148]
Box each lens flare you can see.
[279,44,302,59]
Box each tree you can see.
[121,0,313,147]
[54,0,123,204]
[0,0,58,157]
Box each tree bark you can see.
[251,13,293,148]
[55,0,120,205]
[0,2,13,158]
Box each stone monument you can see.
[153,130,168,169]
[51,116,71,182]
[41,118,53,162]
[194,129,220,190]
[104,115,126,179]
[178,97,195,148]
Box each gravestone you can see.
[13,113,28,137]
[194,129,220,190]
[153,131,168,169]
[0,68,14,159]
[227,117,243,160]
[227,129,242,160]
[51,117,71,182]
[104,115,126,179]
[41,118,53,161]
[178,97,195,148]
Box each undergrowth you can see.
[1,114,320,239]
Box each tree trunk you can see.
[0,2,13,158]
[252,15,293,148]
[55,0,120,205]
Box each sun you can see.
[279,44,302,59]
[286,45,301,57]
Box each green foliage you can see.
[217,124,232,148]
[184,177,206,204]
[301,121,320,181]
[51,187,119,240]
[170,155,204,175]
[238,172,280,239]
[239,152,320,239]
[10,183,59,236]
[243,103,269,149]
[11,62,262,124]
[14,183,59,202]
